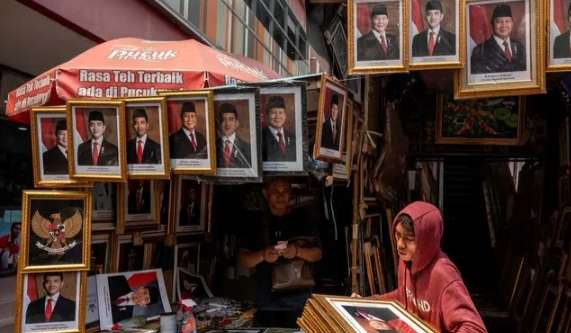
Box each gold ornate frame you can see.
[454,0,545,99]
[123,97,170,179]
[408,0,464,70]
[347,0,410,74]
[30,107,91,188]
[159,90,217,175]
[435,95,525,145]
[66,99,127,182]
[15,271,87,333]
[314,75,349,163]
[547,0,571,72]
[20,190,92,273]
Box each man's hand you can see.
[282,243,298,259]
[262,246,280,263]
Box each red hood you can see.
[393,201,443,275]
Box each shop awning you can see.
[6,37,280,124]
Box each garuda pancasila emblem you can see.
[31,210,82,255]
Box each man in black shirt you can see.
[238,178,322,327]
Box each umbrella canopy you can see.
[7,37,280,124]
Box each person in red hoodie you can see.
[365,201,487,332]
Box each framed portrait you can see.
[172,242,200,300]
[96,269,171,330]
[90,233,111,275]
[0,207,21,276]
[409,0,463,69]
[120,180,159,228]
[162,91,216,175]
[172,176,207,233]
[157,180,172,229]
[67,99,127,181]
[90,183,117,231]
[176,268,213,301]
[259,86,305,173]
[435,94,525,145]
[113,234,144,272]
[15,271,86,333]
[455,0,545,99]
[30,107,90,188]
[314,75,349,162]
[213,88,261,180]
[332,100,355,180]
[548,0,571,71]
[85,275,99,332]
[124,97,170,178]
[360,156,378,202]
[311,294,436,332]
[348,0,409,74]
[20,190,91,272]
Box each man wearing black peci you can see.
[77,110,119,166]
[357,4,400,61]
[169,101,207,159]
[412,0,455,57]
[126,108,162,164]
[262,96,296,162]
[42,120,69,174]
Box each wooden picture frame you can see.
[348,0,409,74]
[172,242,201,300]
[454,0,545,99]
[30,107,91,188]
[90,233,112,275]
[435,94,525,145]
[160,90,216,175]
[67,99,127,182]
[119,180,160,229]
[123,97,170,179]
[15,271,87,333]
[90,183,118,231]
[332,100,355,180]
[171,176,208,234]
[547,0,571,71]
[20,190,91,272]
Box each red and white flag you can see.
[356,4,371,38]
[74,109,88,145]
[411,0,424,37]
[26,276,39,306]
[468,5,491,55]
[553,0,566,39]
[40,119,55,153]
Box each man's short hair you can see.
[220,103,238,120]
[263,177,292,191]
[146,286,160,305]
[425,0,442,12]
[43,272,64,282]
[180,102,196,116]
[371,4,388,17]
[491,4,512,23]
[266,96,286,113]
[88,111,105,123]
[132,108,148,122]
[55,120,67,133]
[396,213,415,235]
[331,94,339,106]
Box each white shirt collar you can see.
[45,293,60,307]
[57,145,67,158]
[91,136,103,146]
[222,132,236,146]
[493,35,511,51]
[182,127,195,137]
[372,29,386,42]
[427,26,440,36]
[269,126,284,141]
[135,134,148,145]
[117,291,135,306]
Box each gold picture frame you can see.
[67,99,127,182]
[118,180,161,229]
[123,96,171,179]
[159,90,217,175]
[170,175,208,234]
[15,271,87,333]
[30,106,91,188]
[347,0,409,74]
[90,232,113,275]
[454,0,545,99]
[435,94,525,145]
[332,99,355,180]
[408,0,464,70]
[547,0,571,72]
[20,190,91,273]
[314,75,349,163]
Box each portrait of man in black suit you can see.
[108,275,162,324]
[126,108,162,165]
[127,180,151,215]
[262,96,296,162]
[412,0,456,57]
[321,94,342,150]
[470,4,526,74]
[169,101,207,159]
[77,111,119,166]
[216,103,251,169]
[179,184,200,227]
[357,4,400,61]
[42,120,68,175]
[554,4,571,59]
[25,272,76,324]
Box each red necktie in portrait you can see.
[44,298,53,321]
[189,133,197,151]
[503,41,512,63]
[277,131,286,154]
[380,34,388,54]
[92,142,99,165]
[332,122,337,143]
[223,140,232,167]
[428,32,435,56]
[137,140,143,163]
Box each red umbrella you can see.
[7,37,280,124]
